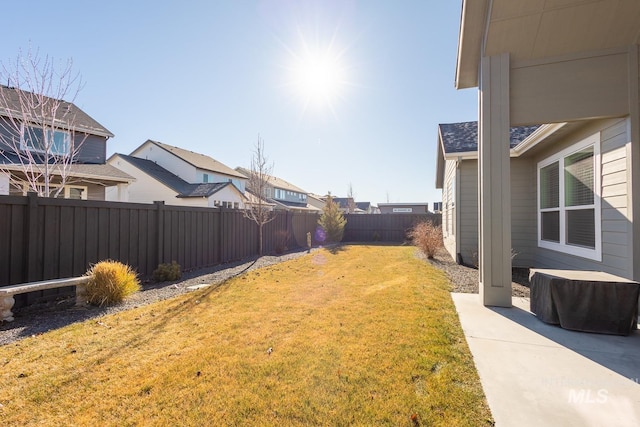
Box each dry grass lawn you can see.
[0,245,492,426]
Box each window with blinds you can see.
[537,133,600,260]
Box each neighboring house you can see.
[129,140,247,192]
[454,0,640,306]
[107,140,248,208]
[329,198,376,214]
[0,85,132,200]
[107,153,247,208]
[432,202,442,213]
[332,197,355,213]
[307,193,326,211]
[378,203,429,214]
[355,202,377,214]
[235,167,320,212]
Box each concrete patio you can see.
[452,293,640,427]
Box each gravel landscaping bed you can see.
[423,247,531,298]
[0,249,317,346]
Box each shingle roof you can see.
[438,121,540,154]
[331,197,352,209]
[146,140,246,179]
[117,154,238,198]
[0,85,114,138]
[0,162,133,183]
[235,167,307,193]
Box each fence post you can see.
[154,201,165,267]
[25,192,40,282]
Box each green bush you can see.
[153,261,182,282]
[85,260,141,306]
[408,221,443,259]
[318,196,346,243]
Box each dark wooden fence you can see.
[0,194,319,306]
[343,213,441,242]
[0,194,441,307]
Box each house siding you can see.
[442,159,457,260]
[454,158,534,268]
[197,169,246,192]
[509,158,536,267]
[107,155,187,206]
[0,118,107,164]
[206,185,245,209]
[273,188,307,205]
[458,160,477,266]
[76,134,107,163]
[533,118,632,278]
[133,142,197,182]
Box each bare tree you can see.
[347,182,356,213]
[0,47,87,197]
[244,135,275,255]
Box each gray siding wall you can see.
[456,158,534,268]
[0,117,107,164]
[533,118,632,278]
[510,158,536,267]
[273,188,307,205]
[76,134,107,164]
[442,159,457,260]
[458,160,477,266]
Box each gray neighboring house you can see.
[235,167,319,212]
[378,202,429,214]
[0,85,132,200]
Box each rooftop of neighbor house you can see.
[116,154,241,198]
[235,167,307,194]
[0,85,114,138]
[0,161,133,183]
[141,140,247,180]
[438,121,540,154]
[377,202,429,206]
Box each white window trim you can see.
[537,132,602,261]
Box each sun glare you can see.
[291,50,345,106]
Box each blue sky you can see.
[3,0,477,205]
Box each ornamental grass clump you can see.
[85,260,140,306]
[409,220,443,259]
[153,261,181,282]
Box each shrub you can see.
[408,220,443,259]
[274,230,290,255]
[85,260,140,306]
[318,196,346,243]
[153,261,182,282]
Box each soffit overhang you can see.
[455,0,640,89]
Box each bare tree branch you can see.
[243,135,275,255]
[0,46,88,197]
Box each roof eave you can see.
[512,123,567,155]
[455,0,490,90]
